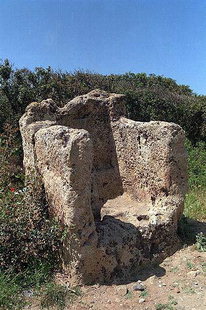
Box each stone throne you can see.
[20,90,187,285]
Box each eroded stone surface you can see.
[19,89,188,284]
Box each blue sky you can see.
[0,0,206,94]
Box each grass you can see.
[169,267,179,273]
[140,290,148,297]
[182,286,196,294]
[0,262,48,310]
[196,232,206,252]
[0,262,81,310]
[201,262,206,272]
[184,140,206,222]
[155,296,178,310]
[0,273,80,310]
[0,272,25,310]
[156,303,174,310]
[186,261,195,270]
[124,289,133,299]
[40,284,81,310]
[184,188,206,221]
[168,296,178,305]
[178,140,206,245]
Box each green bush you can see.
[0,183,64,272]
[196,232,206,252]
[185,139,206,188]
[0,122,64,273]
[0,135,66,306]
[184,140,206,221]
[0,59,205,143]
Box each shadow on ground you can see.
[178,215,206,245]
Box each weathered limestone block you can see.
[111,118,187,226]
[19,99,57,178]
[57,90,125,219]
[19,89,188,284]
[34,126,98,284]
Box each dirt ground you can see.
[25,220,206,310]
[26,246,206,310]
[67,244,206,310]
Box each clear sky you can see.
[0,0,206,94]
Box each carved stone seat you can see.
[20,90,187,284]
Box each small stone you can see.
[118,286,129,296]
[133,283,145,291]
[92,284,100,289]
[23,290,33,297]
[139,298,145,303]
[187,270,199,277]
[175,288,180,293]
[164,258,170,262]
[148,275,157,284]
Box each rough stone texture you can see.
[19,89,188,285]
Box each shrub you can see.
[184,140,206,221]
[40,283,81,310]
[0,184,63,272]
[0,59,206,143]
[185,139,206,189]
[196,232,206,252]
[0,120,64,273]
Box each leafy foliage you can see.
[184,140,206,221]
[196,232,206,252]
[186,139,206,188]
[0,187,63,272]
[0,59,205,143]
[0,124,64,273]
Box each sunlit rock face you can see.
[20,89,188,285]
